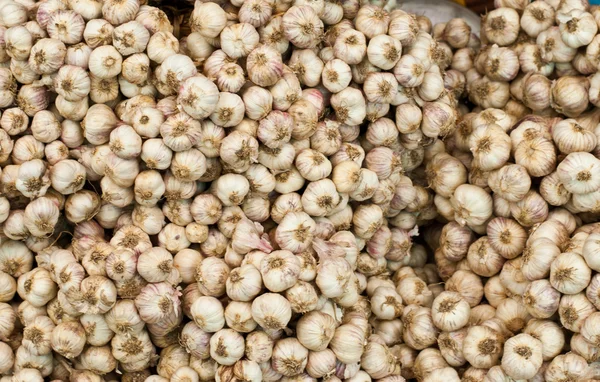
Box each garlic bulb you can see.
[450,185,492,226]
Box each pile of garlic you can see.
[0,0,477,381]
[416,0,600,380]
[469,0,600,119]
[6,0,600,380]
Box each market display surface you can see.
[3,0,600,381]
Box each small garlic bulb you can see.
[190,2,227,38]
[247,45,283,87]
[426,153,467,198]
[196,257,229,297]
[544,353,590,382]
[551,76,589,118]
[463,325,503,368]
[50,321,86,359]
[522,73,551,111]
[469,124,511,171]
[258,250,299,292]
[23,197,60,238]
[371,285,403,320]
[220,23,260,58]
[251,293,292,331]
[190,295,224,333]
[389,10,419,45]
[550,252,591,295]
[321,58,352,93]
[431,291,470,331]
[296,311,337,351]
[364,72,399,104]
[523,279,560,320]
[557,152,600,195]
[488,164,531,202]
[557,9,597,48]
[402,305,438,350]
[450,184,492,227]
[486,217,527,260]
[15,159,50,199]
[482,8,520,46]
[88,45,122,79]
[367,34,402,70]
[271,337,309,377]
[29,38,66,74]
[178,75,219,120]
[394,54,425,88]
[485,44,518,82]
[521,1,554,38]
[147,31,178,64]
[502,333,542,379]
[275,212,316,253]
[22,315,54,355]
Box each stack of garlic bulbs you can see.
[0,0,473,381]
[5,0,600,381]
